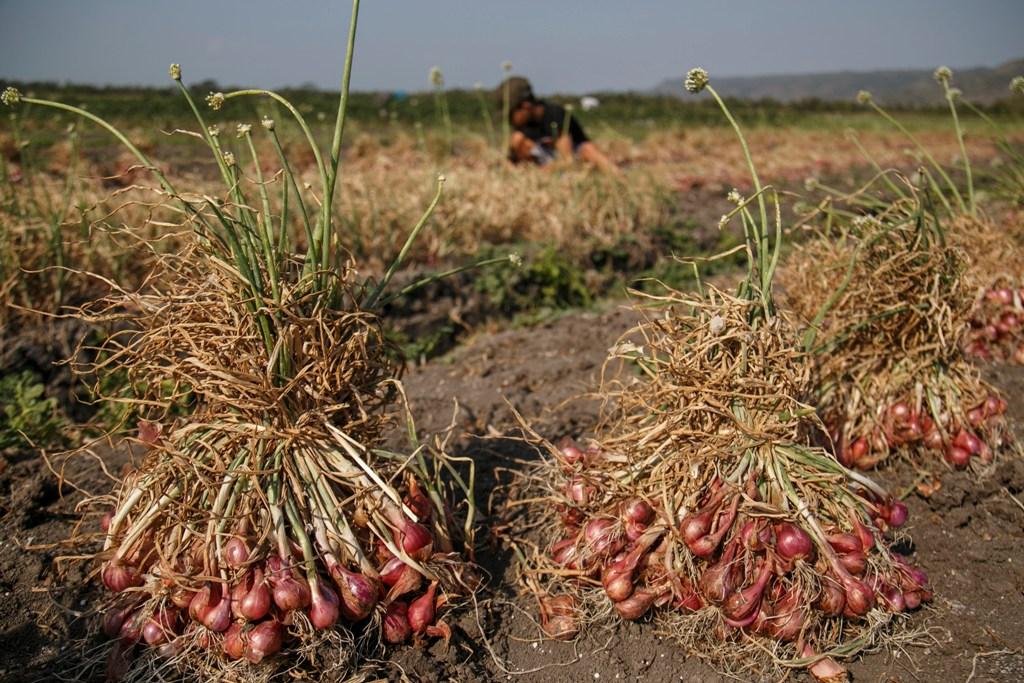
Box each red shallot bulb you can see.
[583,517,622,557]
[379,556,406,587]
[539,594,578,641]
[923,427,944,451]
[118,610,143,643]
[774,523,814,562]
[331,565,380,622]
[816,577,845,617]
[156,637,184,659]
[170,586,194,609]
[244,619,283,663]
[550,538,579,568]
[222,537,250,567]
[142,608,177,645]
[102,560,144,593]
[837,550,867,576]
[622,498,654,525]
[408,581,438,634]
[271,566,311,613]
[240,569,272,621]
[383,601,412,644]
[841,576,875,617]
[953,429,983,455]
[309,581,340,629]
[613,588,658,621]
[699,543,736,604]
[967,408,985,428]
[565,476,594,505]
[200,587,232,633]
[223,622,245,660]
[680,506,715,546]
[557,436,585,465]
[886,501,909,528]
[878,583,905,612]
[188,583,213,623]
[396,518,434,561]
[686,496,739,558]
[602,561,635,602]
[102,604,133,638]
[826,533,862,555]
[888,402,911,423]
[766,586,804,641]
[844,436,870,468]
[722,559,773,622]
[944,445,971,468]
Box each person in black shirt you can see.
[497,76,617,173]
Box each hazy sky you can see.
[1,1,1022,94]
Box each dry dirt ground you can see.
[4,303,1024,683]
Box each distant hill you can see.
[652,59,1024,105]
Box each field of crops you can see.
[2,8,1024,683]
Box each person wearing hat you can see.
[497,76,617,173]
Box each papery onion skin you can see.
[539,595,580,642]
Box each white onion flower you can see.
[206,92,225,110]
[1,87,22,106]
[684,68,709,94]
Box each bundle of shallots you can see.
[10,3,478,679]
[783,204,1011,478]
[80,256,474,680]
[515,69,931,682]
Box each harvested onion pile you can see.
[517,287,930,680]
[965,282,1024,363]
[11,4,479,678]
[783,202,1010,478]
[954,212,1024,364]
[77,255,473,680]
[513,69,932,681]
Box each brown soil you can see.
[6,304,1024,682]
